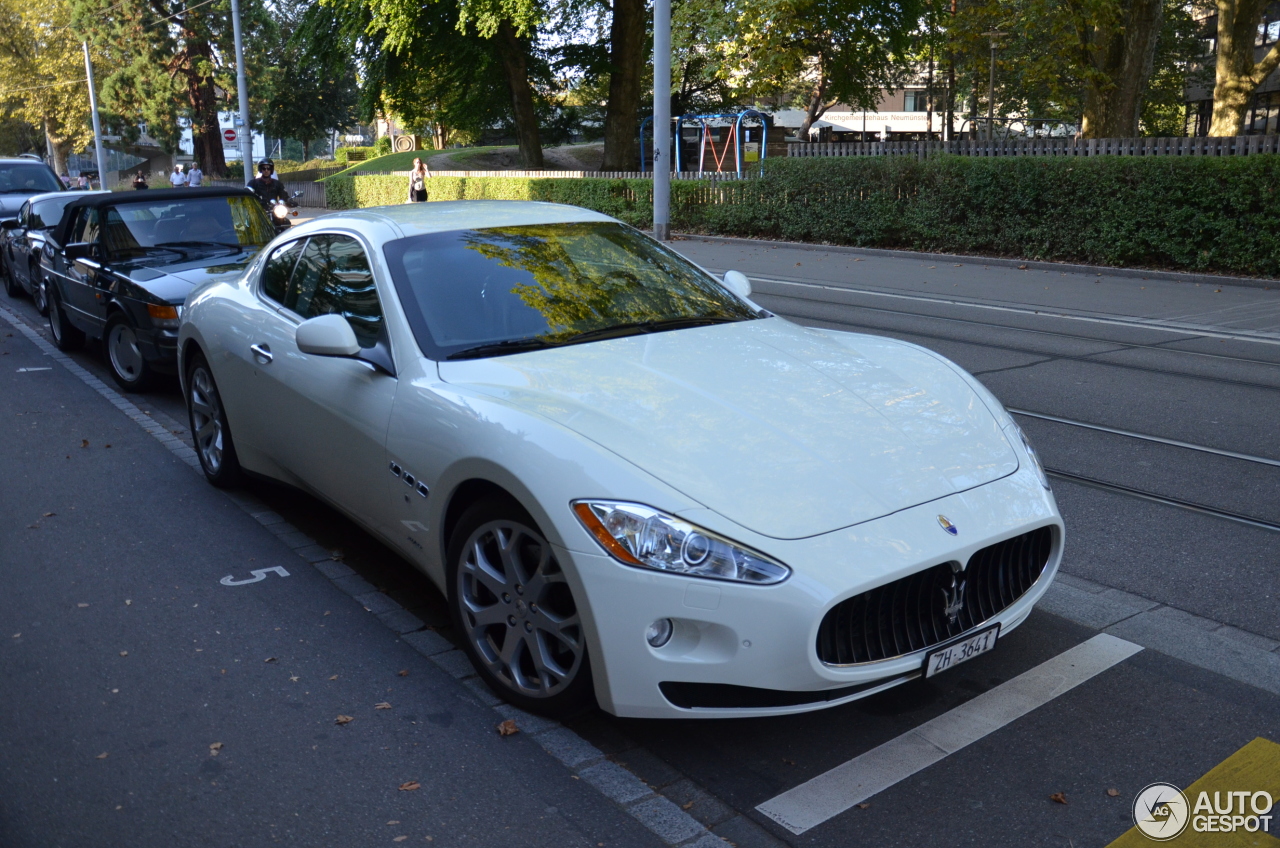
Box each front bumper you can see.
[567,465,1062,719]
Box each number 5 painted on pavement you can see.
[220,566,290,586]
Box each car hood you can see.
[438,318,1018,539]
[117,250,258,303]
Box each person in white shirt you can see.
[186,163,203,187]
[169,165,187,187]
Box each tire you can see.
[29,262,48,315]
[448,498,594,718]
[47,283,84,351]
[102,311,154,392]
[185,351,243,488]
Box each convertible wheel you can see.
[448,499,594,717]
[103,312,153,392]
[2,256,18,297]
[186,352,242,487]
[47,284,84,351]
[30,263,48,315]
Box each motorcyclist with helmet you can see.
[248,158,288,204]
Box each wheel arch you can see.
[440,478,525,567]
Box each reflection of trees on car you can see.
[461,223,747,341]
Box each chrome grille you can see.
[815,526,1054,665]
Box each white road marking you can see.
[220,566,291,586]
[728,272,1280,346]
[755,633,1143,834]
[16,367,52,372]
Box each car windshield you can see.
[30,195,79,230]
[382,221,760,360]
[0,163,63,194]
[100,196,274,260]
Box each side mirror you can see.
[1,218,19,230]
[290,190,304,199]
[65,242,94,261]
[296,313,360,357]
[723,270,752,299]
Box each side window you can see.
[260,239,304,304]
[69,208,99,244]
[18,202,30,229]
[284,234,383,349]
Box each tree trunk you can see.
[495,20,543,168]
[183,36,228,175]
[302,139,311,161]
[796,70,831,139]
[599,0,647,170]
[1079,0,1163,137]
[1209,0,1280,135]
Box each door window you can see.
[260,239,305,304]
[69,208,99,245]
[282,235,384,348]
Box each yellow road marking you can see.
[1108,737,1280,847]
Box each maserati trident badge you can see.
[937,515,958,536]
[941,574,966,625]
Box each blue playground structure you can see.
[640,110,769,176]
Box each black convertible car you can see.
[44,187,276,391]
[2,190,105,314]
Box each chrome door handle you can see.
[250,343,273,363]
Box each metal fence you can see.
[348,169,753,180]
[208,179,328,206]
[786,135,1280,159]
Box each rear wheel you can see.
[103,312,153,392]
[47,284,84,351]
[29,262,48,315]
[448,498,594,718]
[186,351,243,487]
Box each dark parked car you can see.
[2,190,106,313]
[44,187,277,391]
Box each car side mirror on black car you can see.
[64,242,96,261]
[1,218,18,230]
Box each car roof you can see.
[52,186,258,246]
[29,190,109,204]
[302,201,618,241]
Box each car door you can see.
[8,202,31,289]
[58,207,105,333]
[240,233,397,526]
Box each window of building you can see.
[904,91,930,112]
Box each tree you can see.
[1078,0,1165,137]
[72,0,274,175]
[1208,0,1280,134]
[0,0,97,174]
[598,0,646,170]
[677,0,925,139]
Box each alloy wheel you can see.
[457,520,584,699]
[189,366,224,474]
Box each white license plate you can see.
[925,625,1000,677]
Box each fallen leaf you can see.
[289,676,300,682]
[335,715,354,725]
[119,651,128,657]
[43,512,55,517]
[681,801,694,810]
[794,262,801,266]
[11,633,18,638]
[209,742,223,755]
[387,821,400,825]
[264,657,277,663]
[124,600,131,606]
[328,675,338,681]
[81,439,89,448]
[77,603,89,608]
[1050,792,1068,805]
[1018,264,1028,270]
[394,838,408,843]
[397,670,409,677]
[96,752,109,759]
[330,550,344,560]
[497,719,519,736]
[398,781,420,791]
[856,803,871,810]
[104,444,111,448]
[375,702,392,710]
[1107,788,1120,797]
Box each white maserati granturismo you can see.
[177,201,1063,719]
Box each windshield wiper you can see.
[446,337,559,360]
[154,240,244,251]
[559,315,740,345]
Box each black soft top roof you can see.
[52,186,257,246]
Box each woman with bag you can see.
[407,157,429,202]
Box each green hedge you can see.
[325,155,1280,277]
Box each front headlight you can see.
[272,204,288,219]
[572,500,790,585]
[1005,421,1051,490]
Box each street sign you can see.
[222,128,238,144]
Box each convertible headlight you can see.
[572,500,790,585]
[1005,421,1051,490]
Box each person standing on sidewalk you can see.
[408,157,429,202]
[187,162,204,187]
[169,164,187,187]
[132,170,148,190]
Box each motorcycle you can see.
[266,190,304,233]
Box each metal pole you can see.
[82,43,109,190]
[986,33,999,141]
[230,0,253,184]
[652,0,671,240]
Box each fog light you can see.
[646,618,673,648]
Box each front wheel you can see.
[186,352,243,488]
[2,255,19,297]
[30,263,48,315]
[103,312,153,392]
[448,499,594,718]
[47,284,84,351]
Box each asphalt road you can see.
[2,236,1278,848]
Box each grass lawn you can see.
[323,147,506,179]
